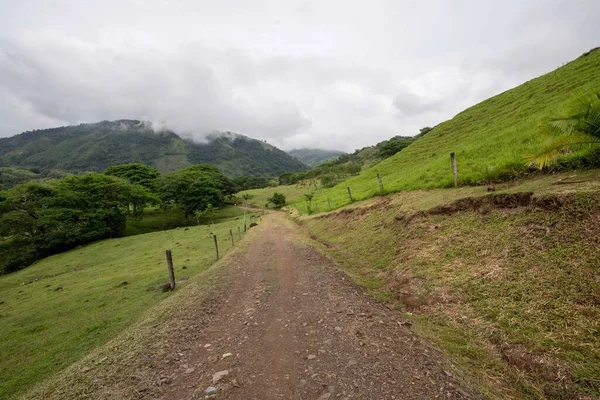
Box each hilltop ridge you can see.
[0,120,308,177]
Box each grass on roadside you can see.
[0,215,258,399]
[302,184,600,398]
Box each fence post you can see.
[229,229,234,247]
[315,202,319,213]
[213,234,219,260]
[450,152,458,187]
[327,198,331,211]
[347,187,353,203]
[238,226,241,240]
[165,250,175,290]
[377,173,384,192]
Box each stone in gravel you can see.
[346,359,357,367]
[222,353,232,359]
[212,370,229,383]
[307,354,316,360]
[205,386,217,394]
[185,367,195,374]
[334,326,342,332]
[204,344,211,348]
[317,393,332,400]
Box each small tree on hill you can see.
[267,193,286,208]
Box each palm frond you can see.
[527,91,600,169]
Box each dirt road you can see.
[156,214,474,400]
[28,213,475,400]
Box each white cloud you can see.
[0,0,599,151]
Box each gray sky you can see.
[0,0,598,151]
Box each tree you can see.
[0,174,157,274]
[105,163,160,191]
[156,164,234,224]
[194,203,218,225]
[267,193,286,208]
[320,173,337,188]
[232,175,270,191]
[527,91,600,169]
[279,172,299,185]
[377,139,412,158]
[416,126,433,138]
[344,162,362,176]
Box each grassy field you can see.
[238,184,313,208]
[0,213,260,399]
[124,205,246,236]
[301,171,600,398]
[241,50,599,213]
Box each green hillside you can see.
[0,213,259,399]
[302,171,600,398]
[287,148,345,167]
[298,49,600,211]
[0,120,308,177]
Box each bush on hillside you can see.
[267,192,286,208]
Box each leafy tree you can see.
[416,126,433,138]
[527,91,600,169]
[232,175,270,191]
[0,174,156,274]
[267,193,286,208]
[105,163,160,191]
[194,203,218,225]
[279,172,300,185]
[377,138,412,158]
[156,164,234,224]
[343,162,362,175]
[320,173,338,188]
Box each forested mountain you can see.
[287,148,345,167]
[0,120,308,177]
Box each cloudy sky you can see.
[0,1,598,151]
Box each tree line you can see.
[0,163,235,274]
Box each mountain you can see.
[287,148,345,167]
[0,120,308,177]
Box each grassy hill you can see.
[294,48,600,211]
[0,211,260,399]
[287,148,345,167]
[0,120,308,177]
[301,170,600,398]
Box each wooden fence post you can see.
[377,173,384,192]
[165,250,175,290]
[229,229,234,247]
[327,198,331,211]
[213,234,219,260]
[450,152,458,187]
[238,226,241,240]
[347,187,353,203]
